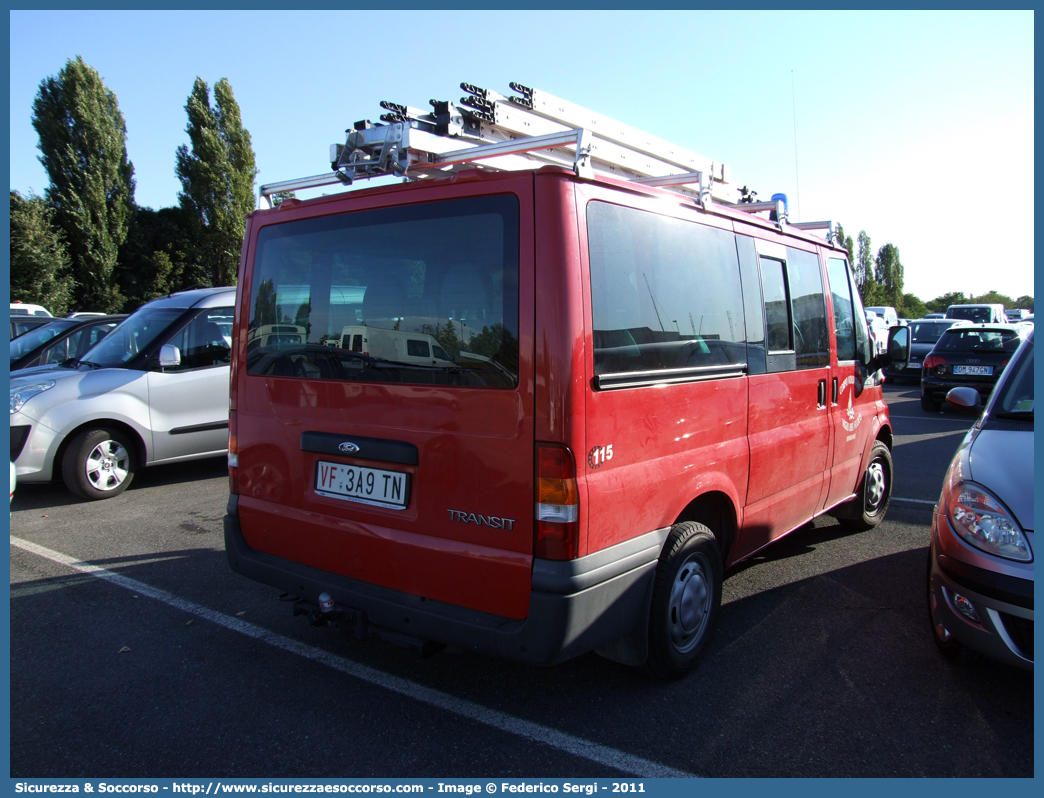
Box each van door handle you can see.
[832,377,839,404]
[817,379,826,408]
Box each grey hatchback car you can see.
[927,328,1034,669]
[10,288,235,500]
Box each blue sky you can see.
[8,9,1035,302]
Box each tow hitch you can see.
[290,592,444,657]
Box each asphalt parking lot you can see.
[8,383,1034,778]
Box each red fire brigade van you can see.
[224,83,909,678]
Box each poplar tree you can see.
[176,77,258,287]
[9,190,75,316]
[874,243,904,311]
[854,230,879,305]
[31,56,135,312]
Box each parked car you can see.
[885,318,968,383]
[66,312,107,319]
[10,315,126,372]
[927,328,1033,669]
[10,302,52,317]
[920,324,1027,412]
[867,316,890,355]
[10,314,54,340]
[923,313,946,319]
[9,287,235,500]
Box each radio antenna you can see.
[791,70,801,222]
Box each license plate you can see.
[315,461,409,509]
[954,365,993,376]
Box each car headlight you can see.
[945,481,1032,562]
[10,381,56,415]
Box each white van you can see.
[946,304,1006,324]
[340,326,456,367]
[865,306,898,327]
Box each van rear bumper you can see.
[223,495,667,666]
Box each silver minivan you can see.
[9,287,235,500]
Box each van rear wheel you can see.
[644,522,722,680]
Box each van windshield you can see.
[78,307,186,368]
[245,194,520,388]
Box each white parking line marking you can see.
[10,535,693,778]
[891,497,937,506]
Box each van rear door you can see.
[234,177,535,620]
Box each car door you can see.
[147,307,233,462]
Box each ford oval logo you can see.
[338,442,360,454]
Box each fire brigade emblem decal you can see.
[838,376,863,433]
[338,442,361,454]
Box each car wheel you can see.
[920,394,940,412]
[838,441,893,531]
[927,550,979,664]
[62,428,136,500]
[644,522,722,680]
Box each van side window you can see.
[761,258,792,353]
[786,248,829,369]
[587,202,747,381]
[826,257,857,362]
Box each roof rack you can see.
[256,81,841,245]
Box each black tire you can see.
[927,550,979,664]
[837,441,893,531]
[920,394,940,412]
[644,522,722,680]
[61,427,137,500]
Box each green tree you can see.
[901,293,927,319]
[971,290,1013,306]
[854,230,879,304]
[925,291,967,313]
[31,56,135,313]
[117,206,195,310]
[874,243,904,311]
[176,77,258,287]
[1012,295,1035,311]
[834,223,855,265]
[9,190,75,316]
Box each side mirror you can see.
[865,324,910,374]
[946,386,983,413]
[887,325,910,367]
[159,344,182,368]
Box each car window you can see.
[9,320,77,361]
[164,308,234,370]
[936,329,1020,352]
[995,339,1034,416]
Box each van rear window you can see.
[246,195,520,388]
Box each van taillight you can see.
[228,410,239,494]
[535,444,579,560]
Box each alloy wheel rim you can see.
[85,439,129,492]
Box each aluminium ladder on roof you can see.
[256,81,839,246]
[258,81,730,204]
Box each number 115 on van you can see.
[315,461,410,510]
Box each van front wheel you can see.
[645,522,722,680]
[837,441,892,531]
